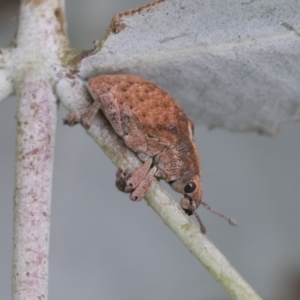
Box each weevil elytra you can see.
[64,74,236,233]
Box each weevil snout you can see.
[180,195,197,216]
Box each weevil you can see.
[64,74,236,233]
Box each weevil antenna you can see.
[201,201,237,226]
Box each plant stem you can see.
[10,0,67,299]
[12,72,57,300]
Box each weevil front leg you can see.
[130,166,157,201]
[63,100,102,129]
[116,158,152,193]
[116,158,156,201]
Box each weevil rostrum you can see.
[64,74,236,233]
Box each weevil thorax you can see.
[179,139,202,215]
[158,130,202,215]
[173,145,202,215]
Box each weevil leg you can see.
[129,165,157,201]
[80,100,102,129]
[115,158,153,194]
[63,100,102,129]
[63,112,82,126]
[116,167,131,191]
[100,94,124,136]
[124,158,153,193]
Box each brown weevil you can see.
[64,74,237,233]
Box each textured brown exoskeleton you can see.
[64,74,237,233]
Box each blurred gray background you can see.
[1,1,300,299]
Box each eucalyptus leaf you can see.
[80,0,300,134]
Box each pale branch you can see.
[10,0,68,300]
[57,77,262,300]
[13,71,57,300]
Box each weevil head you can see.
[169,174,202,215]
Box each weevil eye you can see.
[184,182,196,193]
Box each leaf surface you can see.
[80,0,300,134]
